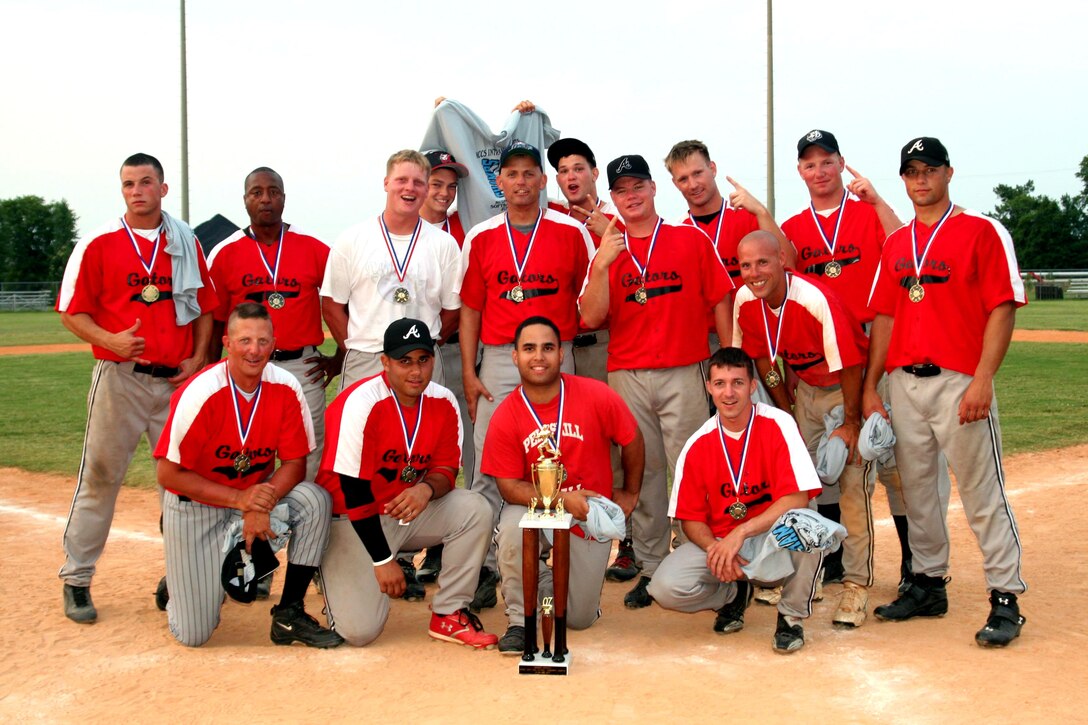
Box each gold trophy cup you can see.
[531,441,565,517]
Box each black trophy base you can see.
[518,652,572,675]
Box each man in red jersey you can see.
[155,302,341,648]
[782,129,914,608]
[580,154,733,609]
[457,141,595,611]
[207,167,341,480]
[865,137,1027,648]
[733,230,873,626]
[56,152,216,624]
[420,149,469,247]
[483,316,644,653]
[649,347,823,653]
[316,318,498,649]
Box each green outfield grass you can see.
[0,311,81,346]
[0,340,1083,489]
[1012,298,1088,331]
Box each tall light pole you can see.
[766,0,775,218]
[179,0,190,219]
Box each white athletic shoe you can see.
[832,582,869,628]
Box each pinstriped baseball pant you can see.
[162,482,332,647]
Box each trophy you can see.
[518,439,574,675]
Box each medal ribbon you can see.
[120,217,162,279]
[911,202,954,283]
[387,381,424,469]
[227,371,263,454]
[518,378,566,454]
[759,272,792,362]
[688,199,727,248]
[716,405,755,501]
[623,217,664,281]
[807,190,848,259]
[379,215,423,284]
[250,224,285,292]
[504,209,543,284]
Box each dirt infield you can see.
[1,446,1085,723]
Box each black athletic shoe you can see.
[398,558,426,602]
[155,576,169,611]
[874,573,949,621]
[822,556,846,585]
[606,538,640,582]
[623,575,654,609]
[498,625,526,655]
[469,566,499,612]
[417,545,443,584]
[975,591,1026,648]
[713,580,752,634]
[773,613,805,653]
[270,602,344,648]
[63,584,97,624]
[898,559,913,595]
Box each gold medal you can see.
[267,292,286,309]
[393,287,411,304]
[401,465,418,483]
[141,284,160,303]
[727,501,748,520]
[510,285,525,303]
[635,286,648,305]
[824,261,842,278]
[233,452,251,474]
[909,283,925,303]
[764,368,782,389]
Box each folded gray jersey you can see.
[859,406,896,465]
[583,496,626,542]
[769,508,847,554]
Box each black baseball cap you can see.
[500,141,543,169]
[422,149,469,179]
[606,155,653,190]
[547,138,596,170]
[797,129,840,157]
[383,318,435,359]
[900,137,950,174]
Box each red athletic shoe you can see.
[428,608,498,649]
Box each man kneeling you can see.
[155,302,340,648]
[316,318,498,648]
[648,347,826,653]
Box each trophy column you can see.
[518,510,574,675]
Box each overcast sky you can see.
[2,0,1085,244]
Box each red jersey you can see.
[782,195,885,323]
[431,211,466,248]
[459,208,594,345]
[57,219,217,367]
[207,226,331,350]
[681,202,760,280]
[481,374,638,500]
[734,272,867,388]
[154,360,314,502]
[547,198,622,249]
[317,374,462,521]
[583,220,733,372]
[867,209,1026,376]
[669,404,821,538]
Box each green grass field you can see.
[0,309,1084,489]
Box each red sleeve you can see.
[700,232,734,306]
[481,398,529,481]
[672,437,712,523]
[208,249,234,323]
[867,246,899,316]
[430,398,464,475]
[736,302,770,359]
[276,386,313,461]
[975,224,1023,312]
[459,241,485,311]
[602,385,638,447]
[66,242,104,317]
[194,238,219,313]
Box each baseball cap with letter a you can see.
[900,137,950,174]
[606,154,653,189]
[384,317,436,359]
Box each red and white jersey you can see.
[207,226,330,350]
[321,216,462,352]
[425,211,466,248]
[482,374,638,500]
[547,198,623,249]
[581,220,733,372]
[681,202,760,281]
[154,359,314,502]
[669,403,821,538]
[57,219,216,367]
[733,272,867,388]
[317,373,463,521]
[782,194,885,324]
[868,209,1026,376]
[458,208,594,345]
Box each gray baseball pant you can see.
[273,348,326,481]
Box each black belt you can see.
[271,347,307,361]
[133,363,180,378]
[446,331,460,345]
[573,333,598,348]
[901,364,941,377]
[178,495,192,502]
